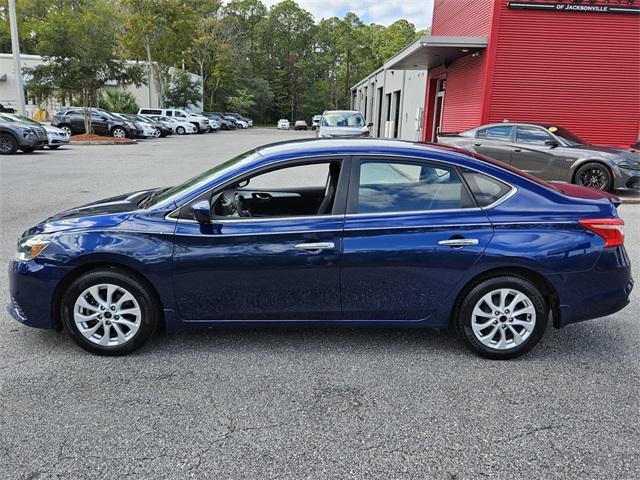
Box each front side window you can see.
[210,161,342,219]
[356,160,470,214]
[476,126,513,141]
[516,126,552,144]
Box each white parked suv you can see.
[138,108,209,133]
[277,119,290,130]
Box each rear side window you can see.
[356,160,473,213]
[140,109,161,115]
[461,169,512,207]
[476,126,513,141]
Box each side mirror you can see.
[191,200,211,224]
[545,139,559,148]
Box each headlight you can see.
[618,162,640,171]
[16,235,50,261]
[20,128,36,138]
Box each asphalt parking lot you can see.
[1,129,638,479]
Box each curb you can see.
[621,199,640,205]
[70,141,137,145]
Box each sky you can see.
[259,0,435,31]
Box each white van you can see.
[138,108,209,133]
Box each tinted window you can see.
[322,112,365,127]
[461,169,512,207]
[476,126,513,141]
[516,126,552,144]
[140,109,161,115]
[357,161,468,213]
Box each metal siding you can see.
[432,0,495,36]
[487,0,640,146]
[441,54,488,132]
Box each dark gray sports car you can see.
[438,122,640,192]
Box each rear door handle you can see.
[473,143,482,147]
[438,239,479,247]
[513,148,522,152]
[294,242,335,252]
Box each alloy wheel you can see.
[112,128,126,139]
[73,283,142,347]
[0,135,15,153]
[470,288,536,350]
[577,165,608,190]
[61,126,72,136]
[153,128,161,138]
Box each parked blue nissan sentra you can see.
[8,139,633,358]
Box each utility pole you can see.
[8,0,26,115]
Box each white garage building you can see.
[351,59,427,142]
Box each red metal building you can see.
[387,0,640,147]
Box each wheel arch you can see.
[570,159,613,184]
[51,260,165,332]
[449,266,561,330]
[0,129,19,141]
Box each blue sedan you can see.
[8,139,633,358]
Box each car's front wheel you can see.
[61,269,159,355]
[176,126,185,135]
[112,127,127,139]
[0,133,18,154]
[574,162,612,191]
[456,275,547,359]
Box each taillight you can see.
[579,218,625,247]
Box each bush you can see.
[98,90,139,114]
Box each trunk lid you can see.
[548,181,621,207]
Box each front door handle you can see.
[438,238,479,247]
[294,242,335,253]
[473,143,482,147]
[513,148,522,152]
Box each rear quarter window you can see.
[461,169,512,207]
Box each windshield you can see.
[0,113,16,123]
[11,114,39,125]
[321,112,365,127]
[143,149,263,207]
[546,126,586,146]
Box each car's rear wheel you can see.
[112,127,126,139]
[0,133,18,154]
[574,162,612,191]
[456,276,547,359]
[61,269,159,355]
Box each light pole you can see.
[8,0,26,115]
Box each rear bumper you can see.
[553,246,633,328]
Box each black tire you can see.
[61,268,159,356]
[48,145,61,149]
[20,146,37,153]
[111,127,127,139]
[456,275,548,360]
[0,133,18,154]
[574,162,613,191]
[176,126,185,135]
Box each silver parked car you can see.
[317,110,370,138]
[438,122,640,191]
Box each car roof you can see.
[474,122,563,130]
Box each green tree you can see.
[226,88,255,115]
[25,0,144,133]
[98,90,140,114]
[163,69,201,109]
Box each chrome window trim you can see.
[166,151,518,223]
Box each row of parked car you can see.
[0,107,254,154]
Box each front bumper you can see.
[47,134,70,146]
[615,167,640,190]
[8,259,71,330]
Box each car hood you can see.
[43,125,67,135]
[23,188,161,236]
[572,144,640,160]
[321,126,368,136]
